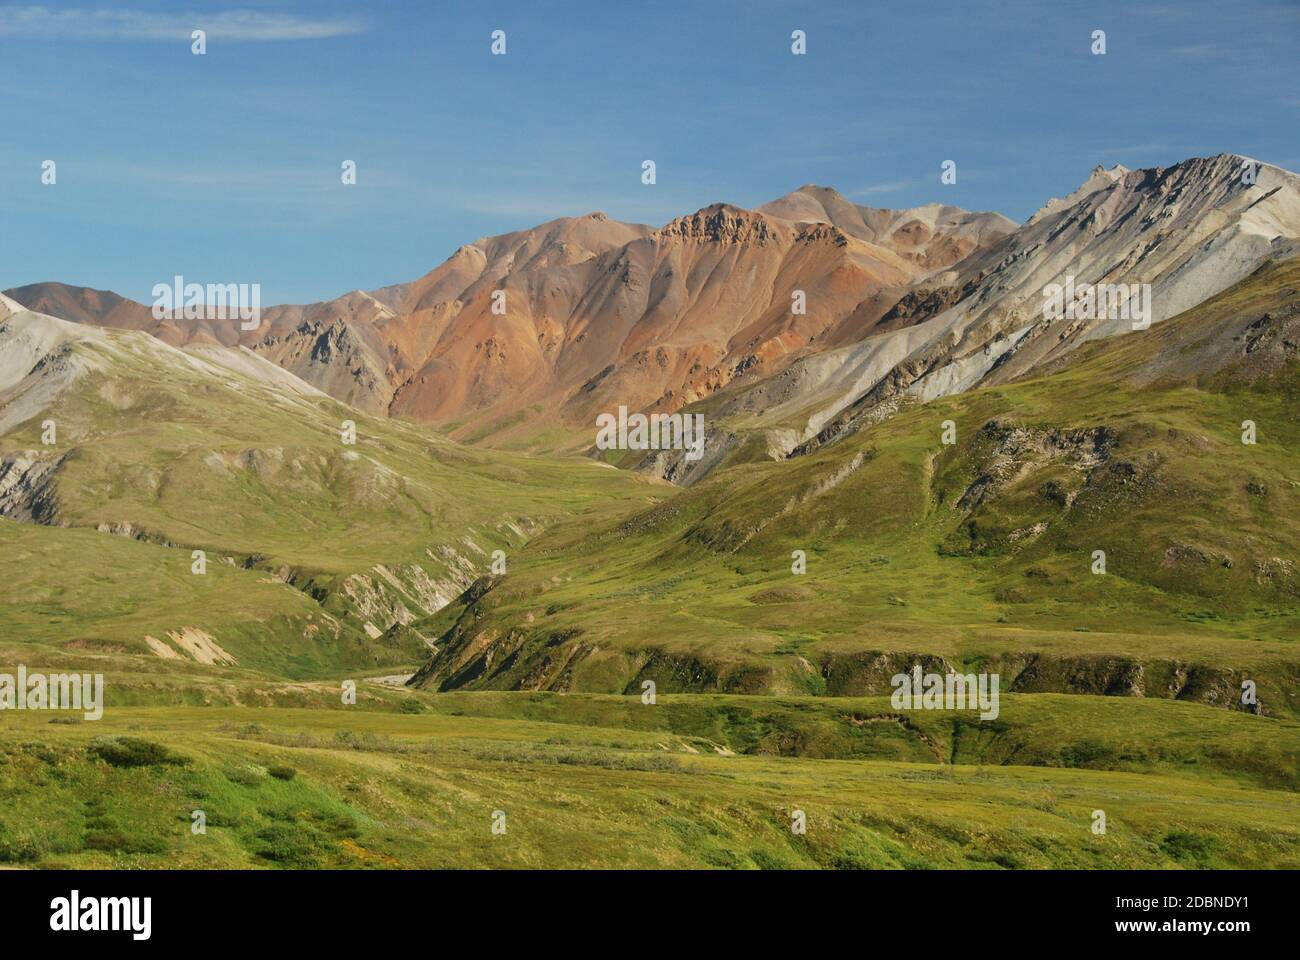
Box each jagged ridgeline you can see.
[11,154,1296,486]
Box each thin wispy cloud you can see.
[853,167,995,200]
[0,6,366,41]
[853,178,924,197]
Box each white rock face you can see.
[0,292,27,320]
[0,305,329,435]
[0,310,101,434]
[739,154,1300,447]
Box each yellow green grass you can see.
[1,692,1296,869]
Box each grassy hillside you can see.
[0,314,656,674]
[413,261,1300,713]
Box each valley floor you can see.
[2,688,1296,869]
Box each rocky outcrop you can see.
[653,205,777,245]
[0,450,67,523]
[407,621,1293,715]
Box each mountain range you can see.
[9,155,1297,460]
[4,152,1300,870]
[3,152,1300,686]
[6,194,1015,445]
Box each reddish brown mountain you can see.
[5,188,1015,445]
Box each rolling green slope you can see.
[0,309,656,674]
[412,260,1300,713]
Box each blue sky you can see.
[1,0,1296,304]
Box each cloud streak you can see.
[852,178,924,197]
[0,6,365,41]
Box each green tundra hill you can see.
[411,260,1300,716]
[0,309,655,675]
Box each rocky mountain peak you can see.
[654,204,777,244]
